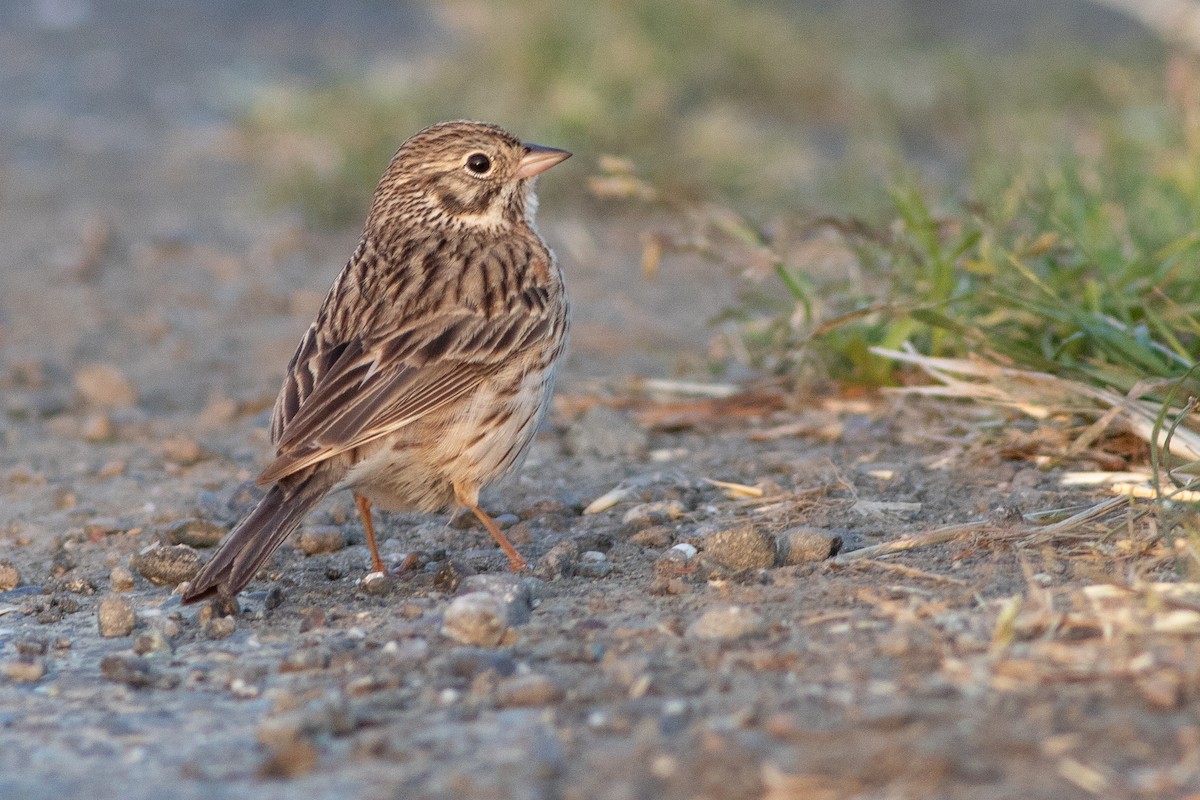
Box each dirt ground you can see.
[3,3,1199,799]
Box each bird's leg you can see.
[454,483,528,572]
[354,493,386,574]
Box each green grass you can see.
[239,0,1199,402]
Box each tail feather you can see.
[182,475,334,603]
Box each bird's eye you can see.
[466,153,492,174]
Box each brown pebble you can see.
[97,595,137,637]
[258,740,319,779]
[160,436,205,465]
[99,653,178,689]
[74,362,137,408]
[630,525,674,549]
[295,525,347,556]
[776,527,842,564]
[298,607,327,632]
[80,413,114,442]
[1137,668,1183,710]
[0,560,20,591]
[494,673,564,708]
[132,544,201,586]
[133,629,174,655]
[701,524,777,571]
[4,658,46,683]
[110,566,136,592]
[685,604,767,641]
[205,615,236,640]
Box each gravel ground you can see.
[3,3,1199,799]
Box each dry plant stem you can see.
[831,521,993,563]
[853,558,971,586]
[354,493,386,574]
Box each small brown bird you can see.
[183,120,571,604]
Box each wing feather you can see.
[256,298,556,486]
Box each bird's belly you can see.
[338,365,555,513]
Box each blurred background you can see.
[0,0,1193,409]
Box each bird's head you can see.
[368,120,570,234]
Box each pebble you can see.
[442,592,510,647]
[279,647,332,673]
[100,653,179,689]
[296,525,347,556]
[458,574,536,624]
[133,629,174,655]
[80,413,113,442]
[1137,668,1183,710]
[298,607,326,632]
[4,658,46,683]
[0,561,20,591]
[576,551,614,579]
[97,595,137,637]
[160,436,205,465]
[15,638,48,656]
[563,405,649,459]
[445,648,517,679]
[654,544,700,580]
[164,518,227,548]
[622,501,686,529]
[537,539,580,579]
[258,740,319,779]
[360,571,391,595]
[685,604,767,641]
[701,524,778,571]
[494,673,564,708]
[109,566,135,592]
[74,362,137,408]
[630,525,674,549]
[205,615,236,640]
[132,543,201,586]
[256,694,354,748]
[775,527,843,564]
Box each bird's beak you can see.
[515,143,571,180]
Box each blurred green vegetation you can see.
[241,0,1200,398]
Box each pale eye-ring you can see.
[466,152,492,175]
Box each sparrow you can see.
[183,120,571,604]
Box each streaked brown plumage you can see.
[183,120,571,604]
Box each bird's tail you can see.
[182,474,335,604]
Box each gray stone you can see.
[458,573,537,624]
[442,592,509,647]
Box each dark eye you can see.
[466,153,492,174]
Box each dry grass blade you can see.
[831,520,993,563]
[872,347,1200,461]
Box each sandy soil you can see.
[2,3,1198,799]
